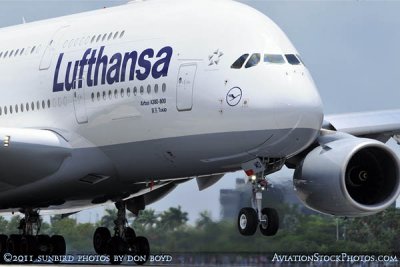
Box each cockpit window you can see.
[231,54,249,69]
[245,53,261,68]
[285,54,301,65]
[264,54,285,64]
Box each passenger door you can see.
[176,64,197,111]
[72,73,88,124]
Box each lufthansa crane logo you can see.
[226,87,242,106]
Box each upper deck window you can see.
[264,54,285,64]
[231,54,249,69]
[245,53,261,68]
[285,54,301,65]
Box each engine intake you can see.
[294,133,400,216]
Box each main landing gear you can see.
[0,209,66,263]
[93,201,150,265]
[238,159,282,237]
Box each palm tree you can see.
[136,209,158,229]
[196,211,213,229]
[159,206,188,231]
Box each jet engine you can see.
[293,133,400,216]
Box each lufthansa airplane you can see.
[0,0,399,264]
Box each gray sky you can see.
[1,0,400,223]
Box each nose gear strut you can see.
[238,158,282,236]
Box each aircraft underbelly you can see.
[0,126,316,211]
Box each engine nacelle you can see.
[294,133,400,216]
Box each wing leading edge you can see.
[324,109,400,143]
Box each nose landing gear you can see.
[93,201,150,265]
[238,158,282,237]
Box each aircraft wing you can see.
[323,109,400,143]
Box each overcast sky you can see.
[1,0,400,223]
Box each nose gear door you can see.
[176,64,197,111]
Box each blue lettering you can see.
[53,53,64,92]
[53,46,172,92]
[65,60,79,91]
[94,46,108,86]
[78,48,91,88]
[106,53,122,85]
[136,48,154,81]
[152,46,173,79]
[121,51,138,82]
[87,49,97,87]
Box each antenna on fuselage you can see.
[22,17,26,24]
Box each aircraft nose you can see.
[273,68,323,132]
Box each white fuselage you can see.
[0,0,323,211]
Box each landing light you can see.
[3,135,10,147]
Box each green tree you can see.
[99,209,116,230]
[159,206,188,231]
[0,205,398,255]
[347,208,400,253]
[132,209,158,231]
[6,215,21,235]
[39,221,51,235]
[71,223,96,252]
[50,214,64,225]
[0,216,8,233]
[195,211,213,229]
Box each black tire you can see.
[7,234,22,255]
[259,208,279,236]
[0,234,8,263]
[125,227,136,245]
[21,235,38,256]
[50,235,66,262]
[36,235,51,255]
[107,236,127,265]
[238,207,258,236]
[93,227,111,255]
[125,227,137,256]
[132,236,149,266]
